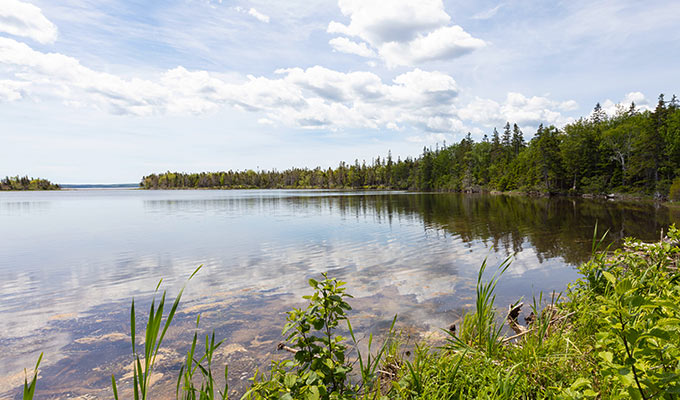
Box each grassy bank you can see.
[21,228,680,399]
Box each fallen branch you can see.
[501,311,576,344]
[277,342,298,354]
[506,302,526,335]
[377,369,396,377]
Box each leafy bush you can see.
[669,177,680,201]
[573,226,680,398]
[244,274,356,400]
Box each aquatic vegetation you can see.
[22,353,42,400]
[176,316,229,400]
[111,265,205,400]
[20,226,680,398]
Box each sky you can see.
[0,0,679,183]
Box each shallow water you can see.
[0,190,676,398]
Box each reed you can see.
[112,265,203,400]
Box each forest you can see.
[141,94,680,198]
[0,176,60,191]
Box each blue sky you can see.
[1,0,678,183]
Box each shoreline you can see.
[14,228,680,398]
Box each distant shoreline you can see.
[59,184,139,189]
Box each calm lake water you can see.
[0,189,677,398]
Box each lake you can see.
[0,189,676,398]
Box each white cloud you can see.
[0,36,578,136]
[458,92,577,131]
[472,4,503,20]
[622,91,649,107]
[501,92,576,128]
[0,79,27,101]
[234,6,270,23]
[406,133,448,143]
[0,0,58,44]
[457,97,501,125]
[379,26,486,67]
[600,91,651,117]
[327,0,485,67]
[329,37,376,58]
[247,8,270,23]
[329,0,450,44]
[0,37,462,129]
[0,37,181,116]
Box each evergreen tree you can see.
[502,122,512,149]
[592,102,607,124]
[511,123,525,156]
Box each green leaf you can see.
[570,377,590,390]
[629,295,647,307]
[598,351,614,364]
[657,318,680,326]
[284,373,296,388]
[626,386,643,400]
[602,270,616,285]
[647,328,671,340]
[306,385,320,400]
[615,278,633,294]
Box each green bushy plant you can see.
[244,273,356,400]
[572,225,680,398]
[669,177,680,201]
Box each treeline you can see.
[0,176,60,191]
[142,93,680,197]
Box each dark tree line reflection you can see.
[145,192,678,266]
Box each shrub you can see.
[669,177,680,201]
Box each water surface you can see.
[0,190,676,398]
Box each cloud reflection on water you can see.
[0,190,676,396]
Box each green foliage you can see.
[22,353,42,400]
[0,176,60,191]
[141,93,680,197]
[391,227,680,398]
[347,315,397,397]
[112,265,204,400]
[244,273,357,400]
[573,226,680,398]
[669,177,680,201]
[449,256,512,356]
[176,316,229,400]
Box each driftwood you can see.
[277,342,298,354]
[506,302,527,335]
[501,311,576,344]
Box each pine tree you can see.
[511,123,525,156]
[491,127,502,163]
[502,122,512,148]
[670,95,679,110]
[591,103,607,124]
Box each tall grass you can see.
[112,265,203,400]
[448,255,512,356]
[22,353,42,400]
[176,316,229,400]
